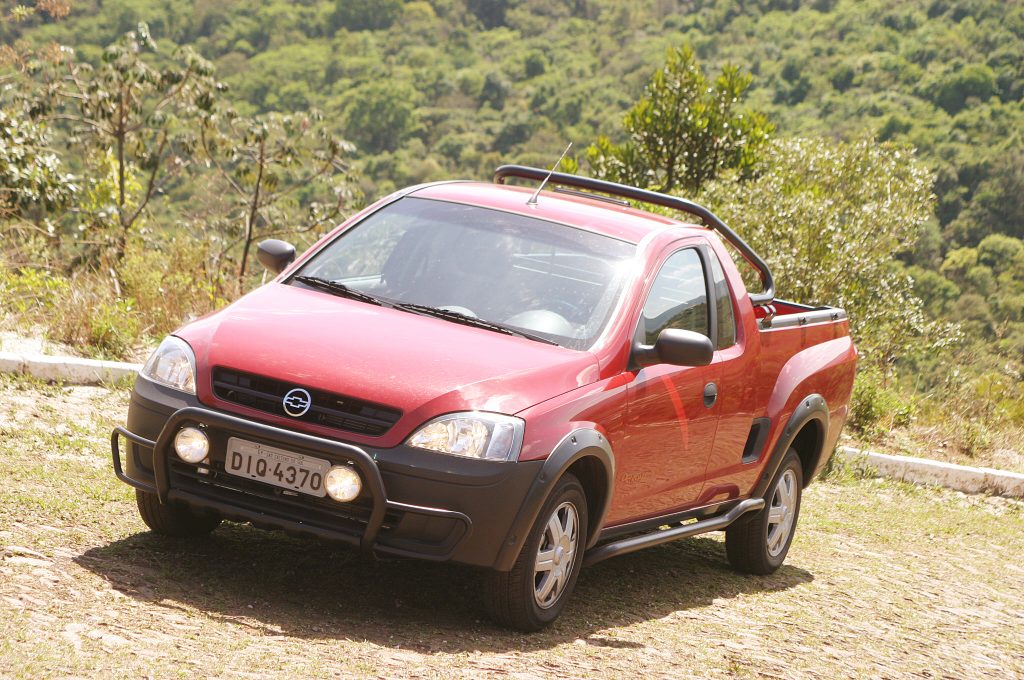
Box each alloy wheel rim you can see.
[766,468,797,557]
[533,501,579,609]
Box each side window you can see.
[708,250,737,349]
[639,249,709,344]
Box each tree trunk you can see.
[238,139,266,290]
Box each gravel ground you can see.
[1,378,1022,678]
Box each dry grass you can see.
[1,376,1023,678]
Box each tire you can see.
[135,489,222,537]
[726,448,803,575]
[483,474,588,632]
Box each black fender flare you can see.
[492,428,614,572]
[752,394,829,499]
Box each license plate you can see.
[224,437,330,497]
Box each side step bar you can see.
[582,498,765,567]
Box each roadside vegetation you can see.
[1,377,1022,677]
[1,0,1022,461]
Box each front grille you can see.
[212,367,401,436]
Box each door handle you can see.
[703,382,718,408]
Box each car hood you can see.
[178,282,601,447]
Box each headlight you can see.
[141,336,197,394]
[407,412,524,461]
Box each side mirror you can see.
[256,239,296,275]
[632,329,714,369]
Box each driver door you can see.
[606,245,721,524]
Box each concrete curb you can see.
[837,446,1024,498]
[0,351,142,386]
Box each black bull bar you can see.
[111,406,470,555]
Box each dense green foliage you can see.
[585,45,772,193]
[700,137,940,365]
[1,0,1022,448]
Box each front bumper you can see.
[112,378,542,567]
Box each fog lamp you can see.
[174,427,209,464]
[325,465,361,502]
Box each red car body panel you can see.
[170,180,856,532]
[177,283,602,450]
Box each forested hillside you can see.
[2,0,1022,459]
[9,0,1022,242]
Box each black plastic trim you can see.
[493,165,776,305]
[492,428,614,572]
[742,417,772,464]
[753,394,829,498]
[116,382,544,567]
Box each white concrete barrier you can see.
[0,351,141,385]
[837,446,1024,498]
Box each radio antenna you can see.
[527,142,572,206]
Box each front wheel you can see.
[483,474,588,632]
[726,448,803,575]
[136,489,222,537]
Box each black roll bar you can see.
[493,164,776,306]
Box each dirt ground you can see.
[1,377,1023,678]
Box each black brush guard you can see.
[111,407,470,557]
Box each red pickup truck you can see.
[111,167,856,631]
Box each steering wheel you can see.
[545,299,584,322]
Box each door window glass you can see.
[708,250,736,349]
[639,249,709,344]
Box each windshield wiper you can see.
[294,276,558,345]
[292,276,390,307]
[393,302,559,345]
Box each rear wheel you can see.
[483,474,588,632]
[726,449,803,575]
[136,489,222,537]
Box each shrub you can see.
[0,267,71,318]
[848,369,917,440]
[45,272,141,360]
[118,239,230,337]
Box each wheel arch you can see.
[753,394,829,498]
[493,429,614,572]
[789,417,825,488]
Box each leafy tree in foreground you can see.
[24,23,220,263]
[0,109,75,224]
[199,110,358,288]
[699,137,946,367]
[586,45,772,195]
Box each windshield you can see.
[292,197,636,350]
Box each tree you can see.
[0,0,76,258]
[23,23,220,263]
[947,147,1024,244]
[342,81,418,154]
[0,109,76,223]
[699,137,945,366]
[331,0,404,31]
[586,46,772,195]
[199,110,358,288]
